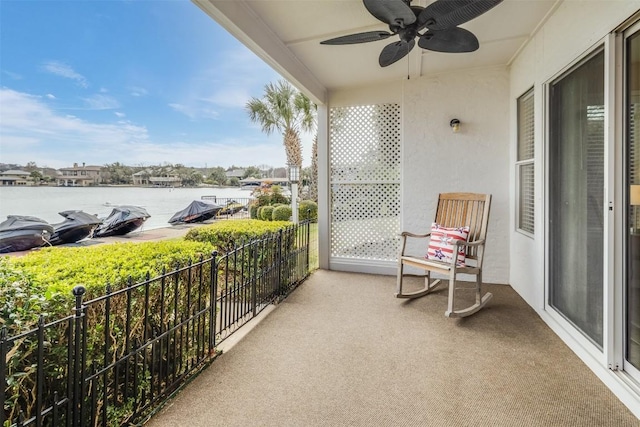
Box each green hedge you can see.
[250,204,259,219]
[1,219,295,425]
[299,200,318,221]
[260,206,274,221]
[272,205,292,221]
[10,239,215,300]
[184,219,290,252]
[0,257,48,336]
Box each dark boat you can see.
[49,210,103,245]
[168,200,223,224]
[92,205,150,238]
[0,215,54,253]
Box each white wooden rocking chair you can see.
[396,193,492,318]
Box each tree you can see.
[29,170,43,183]
[243,166,261,179]
[103,162,133,185]
[24,161,38,172]
[208,167,227,185]
[246,80,316,170]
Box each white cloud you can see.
[2,70,23,80]
[46,93,56,99]
[114,112,126,118]
[129,86,148,97]
[0,88,304,169]
[82,94,120,110]
[42,60,88,88]
[0,88,148,168]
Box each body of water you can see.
[0,186,254,230]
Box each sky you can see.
[0,0,314,170]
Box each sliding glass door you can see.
[549,49,605,348]
[625,26,640,378]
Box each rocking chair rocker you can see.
[396,192,492,318]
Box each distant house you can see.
[225,169,245,179]
[57,163,102,187]
[132,167,181,187]
[148,175,181,187]
[132,169,152,186]
[0,170,33,186]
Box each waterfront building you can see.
[57,163,102,187]
[0,170,34,186]
[132,167,182,187]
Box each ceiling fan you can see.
[320,0,504,67]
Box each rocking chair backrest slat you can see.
[434,193,491,261]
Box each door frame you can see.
[621,20,640,382]
[543,36,612,366]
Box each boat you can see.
[0,215,54,253]
[49,210,103,245]
[168,200,224,224]
[217,200,246,216]
[92,205,151,238]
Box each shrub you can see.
[184,219,290,252]
[1,219,296,426]
[0,257,49,336]
[250,203,259,219]
[2,238,215,425]
[299,200,318,221]
[11,239,215,299]
[260,206,274,221]
[272,205,292,221]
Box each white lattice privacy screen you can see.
[329,104,401,261]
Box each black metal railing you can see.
[1,221,311,427]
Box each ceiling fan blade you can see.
[418,27,479,53]
[418,0,503,31]
[379,39,415,67]
[321,31,392,45]
[363,0,416,27]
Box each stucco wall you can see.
[327,68,511,284]
[402,68,510,284]
[509,2,640,310]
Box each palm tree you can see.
[246,80,315,169]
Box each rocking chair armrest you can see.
[453,239,485,248]
[400,231,431,239]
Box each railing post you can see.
[0,327,7,427]
[36,316,45,427]
[72,285,86,427]
[306,209,311,272]
[209,251,218,351]
[252,241,258,316]
[277,229,283,295]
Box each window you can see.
[516,88,535,235]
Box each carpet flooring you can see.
[145,270,639,427]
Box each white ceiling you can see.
[194,0,559,103]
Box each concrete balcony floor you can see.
[146,270,639,426]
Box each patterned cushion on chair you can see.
[425,223,470,266]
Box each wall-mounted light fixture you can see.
[450,119,461,133]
